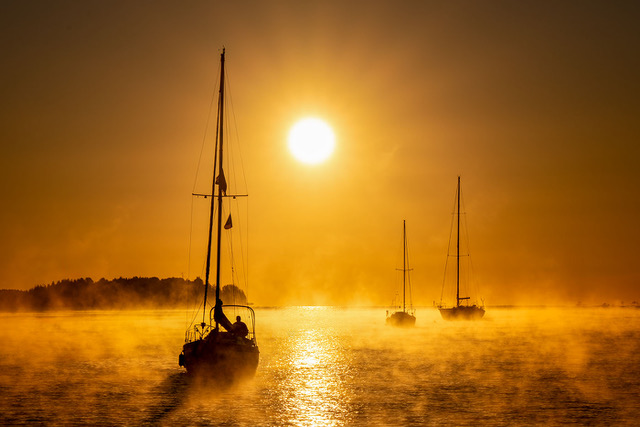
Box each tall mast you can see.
[403,219,406,313]
[202,48,226,328]
[214,48,226,326]
[456,176,460,307]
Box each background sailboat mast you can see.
[456,176,460,308]
[403,219,406,313]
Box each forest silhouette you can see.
[0,277,247,312]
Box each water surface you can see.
[1,307,638,425]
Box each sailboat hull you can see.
[439,305,485,320]
[180,331,259,378]
[386,311,416,327]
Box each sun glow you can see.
[288,118,335,164]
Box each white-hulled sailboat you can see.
[178,49,259,377]
[437,176,485,320]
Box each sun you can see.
[288,118,335,164]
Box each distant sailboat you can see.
[178,49,259,377]
[437,177,485,320]
[386,220,416,327]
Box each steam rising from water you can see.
[1,307,639,425]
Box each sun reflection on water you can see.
[268,307,353,426]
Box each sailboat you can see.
[386,220,416,327]
[437,176,485,320]
[178,49,259,377]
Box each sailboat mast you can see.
[403,219,406,313]
[214,49,226,317]
[456,176,460,307]
[201,48,226,327]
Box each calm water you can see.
[1,307,639,425]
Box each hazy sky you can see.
[1,1,639,306]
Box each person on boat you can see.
[232,315,249,338]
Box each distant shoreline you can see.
[0,277,247,312]
[1,278,635,311]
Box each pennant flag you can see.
[215,169,227,195]
[224,214,233,229]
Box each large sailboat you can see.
[386,220,416,327]
[178,49,259,377]
[437,177,485,320]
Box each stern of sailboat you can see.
[386,310,416,327]
[179,304,259,377]
[438,305,485,320]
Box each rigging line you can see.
[189,196,219,280]
[395,230,404,303]
[245,201,250,301]
[407,276,413,310]
[220,202,243,296]
[234,198,249,299]
[199,188,220,318]
[187,285,202,331]
[225,68,250,197]
[222,70,244,201]
[226,218,242,301]
[223,208,247,302]
[405,224,414,310]
[185,275,207,330]
[460,185,471,258]
[185,201,206,329]
[187,196,195,280]
[192,60,222,194]
[186,60,221,331]
[187,238,209,326]
[439,254,449,304]
[463,207,480,302]
[440,188,458,304]
[220,116,247,299]
[469,256,481,304]
[222,68,250,300]
[460,186,481,302]
[192,195,219,285]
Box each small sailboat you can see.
[178,49,259,377]
[386,220,416,327]
[437,176,485,320]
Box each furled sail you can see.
[216,169,227,195]
[213,298,234,332]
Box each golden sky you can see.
[1,1,639,306]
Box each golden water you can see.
[1,307,639,425]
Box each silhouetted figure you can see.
[232,315,249,338]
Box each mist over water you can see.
[1,307,639,425]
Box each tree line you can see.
[0,277,248,312]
